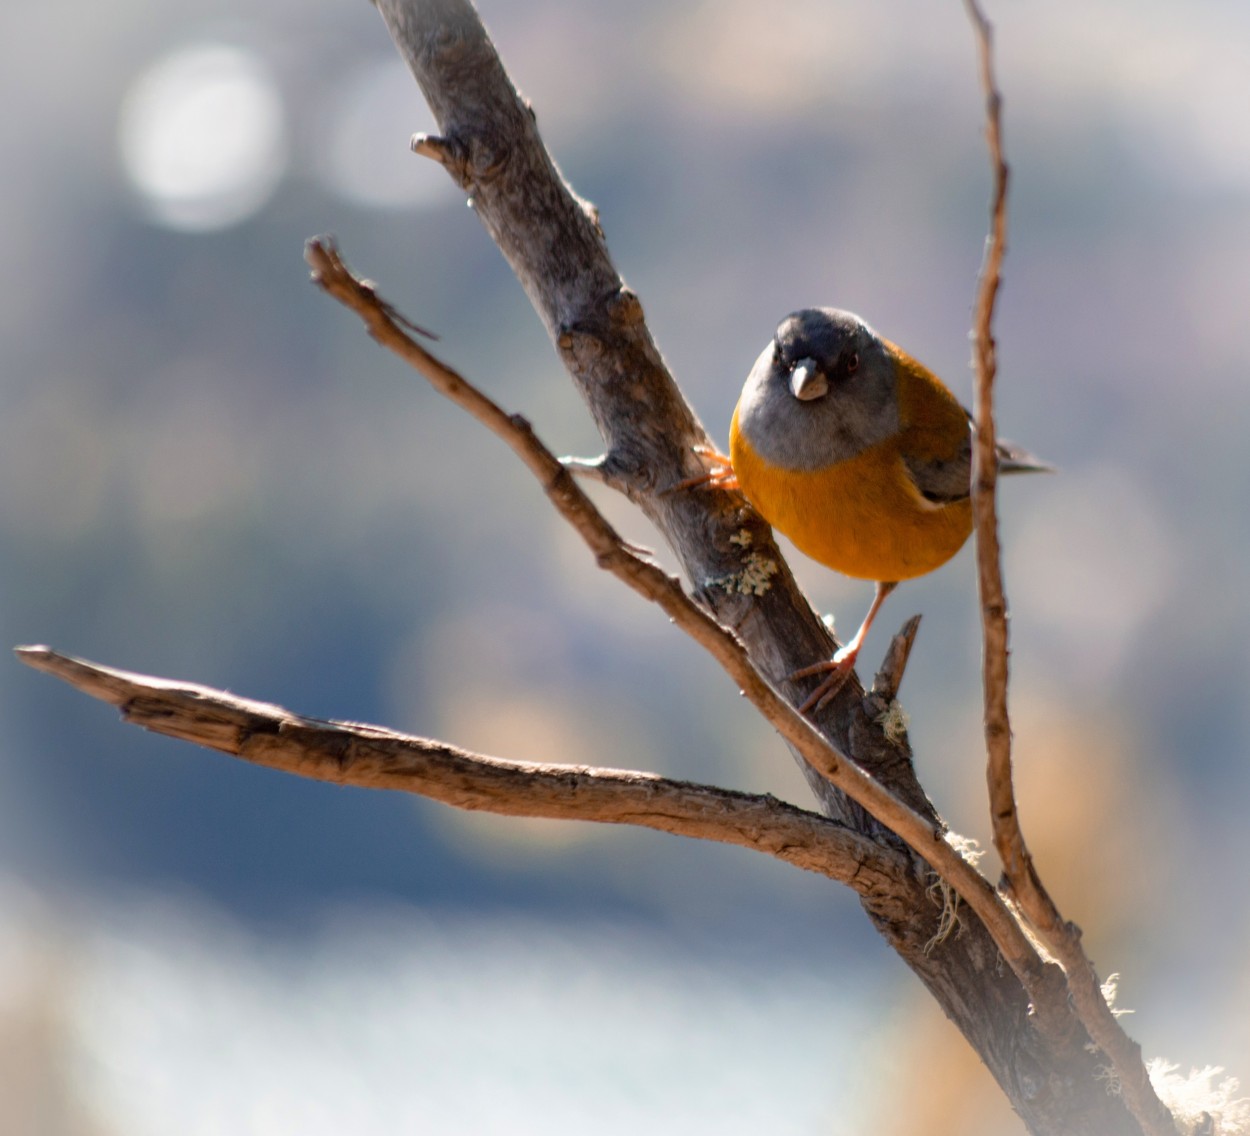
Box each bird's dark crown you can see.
[774,308,869,377]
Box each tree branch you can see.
[964,4,1175,1134]
[365,4,1162,1131]
[302,224,1138,1128]
[13,2,1175,1131]
[14,645,905,889]
[304,235,1050,996]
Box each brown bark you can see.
[964,4,1172,1132]
[364,2,1159,1132]
[15,646,905,889]
[13,2,1178,1132]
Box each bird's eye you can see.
[846,352,860,375]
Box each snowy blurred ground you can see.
[1,883,892,1136]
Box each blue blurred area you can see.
[3,0,1250,1130]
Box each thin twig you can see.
[964,0,1016,913]
[304,235,1056,1008]
[963,4,1176,1133]
[14,645,906,887]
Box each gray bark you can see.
[372,2,1152,1132]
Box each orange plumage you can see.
[724,308,1048,711]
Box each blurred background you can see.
[2,0,1248,1131]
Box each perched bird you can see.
[722,307,1051,712]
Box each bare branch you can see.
[964,4,1176,1134]
[965,0,1016,910]
[13,2,1170,1128]
[305,237,1059,1005]
[307,5,1164,1120]
[15,645,906,889]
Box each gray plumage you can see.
[736,308,1052,501]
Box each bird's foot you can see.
[791,644,861,714]
[662,444,738,494]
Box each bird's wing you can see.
[890,342,1054,500]
[903,428,1054,501]
[902,437,973,504]
[891,347,975,504]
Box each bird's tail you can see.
[995,439,1056,475]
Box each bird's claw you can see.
[661,444,739,495]
[791,651,859,715]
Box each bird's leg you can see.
[792,581,899,713]
[662,443,739,494]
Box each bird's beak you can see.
[790,358,828,401]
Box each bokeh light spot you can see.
[118,44,288,231]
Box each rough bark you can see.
[367,2,1156,1132]
[16,646,907,889]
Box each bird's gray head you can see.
[735,308,900,471]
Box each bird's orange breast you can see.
[729,407,973,582]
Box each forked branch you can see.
[13,2,1177,1130]
[303,236,1055,1003]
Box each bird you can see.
[714,307,1051,712]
